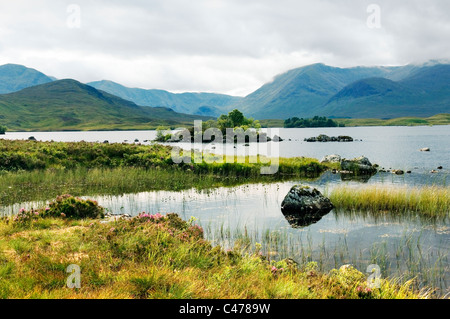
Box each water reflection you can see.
[339,172,374,183]
[281,210,331,228]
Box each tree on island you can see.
[284,116,344,128]
[216,109,261,134]
[0,125,7,135]
[155,109,262,142]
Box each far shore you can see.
[1,114,449,133]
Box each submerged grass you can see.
[0,208,430,299]
[0,166,320,207]
[328,185,450,218]
[204,220,449,297]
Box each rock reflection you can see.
[281,210,331,228]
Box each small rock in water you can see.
[272,135,283,142]
[437,166,443,170]
[320,154,341,164]
[340,156,377,175]
[392,169,404,175]
[420,147,430,152]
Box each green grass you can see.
[258,114,450,128]
[0,210,429,299]
[0,167,302,206]
[328,185,450,218]
[334,113,450,127]
[0,139,326,174]
[258,119,285,128]
[0,139,329,205]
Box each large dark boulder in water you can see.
[281,185,334,227]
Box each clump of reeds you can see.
[328,185,449,218]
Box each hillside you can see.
[237,62,450,119]
[237,63,400,119]
[0,64,54,94]
[88,80,242,116]
[0,79,212,131]
[320,64,450,118]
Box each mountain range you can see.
[85,62,450,119]
[235,62,450,119]
[0,61,449,131]
[87,80,241,117]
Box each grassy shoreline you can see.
[259,113,450,128]
[3,113,449,132]
[0,209,429,299]
[0,139,329,205]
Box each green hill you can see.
[320,65,450,118]
[0,79,212,131]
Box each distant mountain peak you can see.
[0,63,54,94]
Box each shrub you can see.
[44,194,105,219]
[10,195,105,224]
[12,208,41,224]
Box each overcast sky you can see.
[0,0,449,96]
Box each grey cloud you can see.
[0,0,449,94]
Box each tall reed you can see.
[328,185,450,218]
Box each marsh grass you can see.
[0,139,329,206]
[0,212,428,299]
[202,220,449,297]
[0,166,320,208]
[328,185,450,218]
